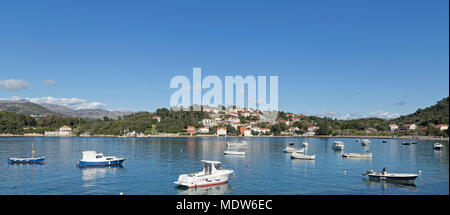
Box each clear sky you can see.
[0,0,448,119]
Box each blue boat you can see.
[7,141,45,164]
[78,151,125,167]
[8,156,45,164]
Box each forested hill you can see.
[390,97,449,126]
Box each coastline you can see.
[1,134,448,141]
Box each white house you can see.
[401,124,417,130]
[388,124,399,131]
[243,129,253,137]
[198,127,209,133]
[45,125,72,136]
[288,127,299,133]
[217,127,227,136]
[201,118,212,127]
[59,125,72,136]
[307,126,318,132]
[260,128,271,135]
[435,124,449,131]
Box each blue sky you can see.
[0,0,448,119]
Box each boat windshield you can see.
[214,163,223,170]
[204,163,212,175]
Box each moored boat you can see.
[174,160,234,188]
[433,143,444,150]
[283,144,304,153]
[291,151,315,160]
[8,156,45,164]
[361,139,371,146]
[332,141,344,150]
[362,168,418,182]
[402,142,411,145]
[342,153,372,159]
[224,150,245,155]
[78,151,125,167]
[7,141,45,164]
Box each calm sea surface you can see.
[0,137,448,195]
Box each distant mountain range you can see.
[0,100,128,119]
[1,97,448,123]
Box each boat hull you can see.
[368,174,418,181]
[8,157,45,164]
[343,153,372,159]
[291,153,315,160]
[78,158,125,167]
[175,170,233,188]
[224,151,245,155]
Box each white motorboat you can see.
[227,141,247,147]
[332,141,345,150]
[283,145,304,153]
[433,143,444,150]
[174,160,234,188]
[291,151,315,160]
[342,153,372,159]
[78,151,125,167]
[224,150,245,155]
[362,169,418,182]
[361,139,371,146]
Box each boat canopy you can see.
[201,160,223,175]
[81,151,103,160]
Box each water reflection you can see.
[80,166,123,181]
[177,183,231,195]
[362,178,417,191]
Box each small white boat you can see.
[363,169,418,182]
[361,139,371,146]
[78,151,125,167]
[332,141,345,150]
[227,141,247,147]
[433,143,444,150]
[224,150,245,155]
[283,145,304,153]
[343,153,372,159]
[291,151,315,160]
[174,160,234,188]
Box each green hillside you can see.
[390,97,449,126]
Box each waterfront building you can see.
[260,128,271,134]
[198,127,209,133]
[217,127,227,136]
[289,127,299,133]
[187,126,196,135]
[435,124,449,131]
[59,125,72,136]
[401,124,417,130]
[243,129,253,137]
